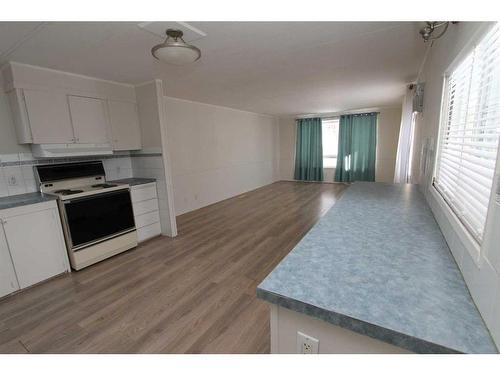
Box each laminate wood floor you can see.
[0,181,347,353]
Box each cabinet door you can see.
[23,89,74,144]
[108,100,142,150]
[3,207,68,289]
[68,95,110,144]
[0,225,19,298]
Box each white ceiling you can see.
[0,22,426,116]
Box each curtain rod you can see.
[295,108,383,120]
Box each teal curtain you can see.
[294,118,324,181]
[335,113,377,182]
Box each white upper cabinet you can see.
[68,95,110,144]
[0,225,19,298]
[3,62,142,151]
[23,89,74,144]
[108,100,142,150]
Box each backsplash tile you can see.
[3,165,27,195]
[0,168,8,198]
[0,153,20,163]
[103,157,133,181]
[0,151,168,233]
[20,164,35,181]
[18,152,34,162]
[0,152,149,197]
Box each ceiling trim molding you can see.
[0,22,47,65]
[164,94,278,119]
[4,61,136,88]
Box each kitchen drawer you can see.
[132,198,159,216]
[131,183,157,203]
[137,222,161,242]
[135,210,160,229]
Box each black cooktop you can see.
[91,183,117,188]
[53,189,84,195]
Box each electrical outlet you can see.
[7,175,18,186]
[297,331,319,354]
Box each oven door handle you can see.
[63,189,130,204]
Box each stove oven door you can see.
[62,189,136,250]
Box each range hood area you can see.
[31,143,114,158]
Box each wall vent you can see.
[137,22,207,43]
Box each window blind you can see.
[434,23,500,243]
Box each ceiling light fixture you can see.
[151,29,201,65]
[419,22,454,43]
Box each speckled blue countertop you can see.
[257,182,497,354]
[0,192,57,210]
[110,177,156,186]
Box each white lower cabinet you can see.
[0,200,70,296]
[137,222,161,243]
[0,228,19,298]
[131,183,161,243]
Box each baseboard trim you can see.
[278,179,348,185]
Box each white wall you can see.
[135,82,162,153]
[278,108,401,183]
[164,96,279,216]
[135,81,177,237]
[376,108,401,183]
[413,21,500,349]
[277,117,296,181]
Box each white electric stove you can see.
[36,161,138,270]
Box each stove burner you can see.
[91,183,117,188]
[53,189,84,195]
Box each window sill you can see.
[429,184,481,267]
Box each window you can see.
[322,117,340,168]
[406,112,417,183]
[434,23,500,243]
